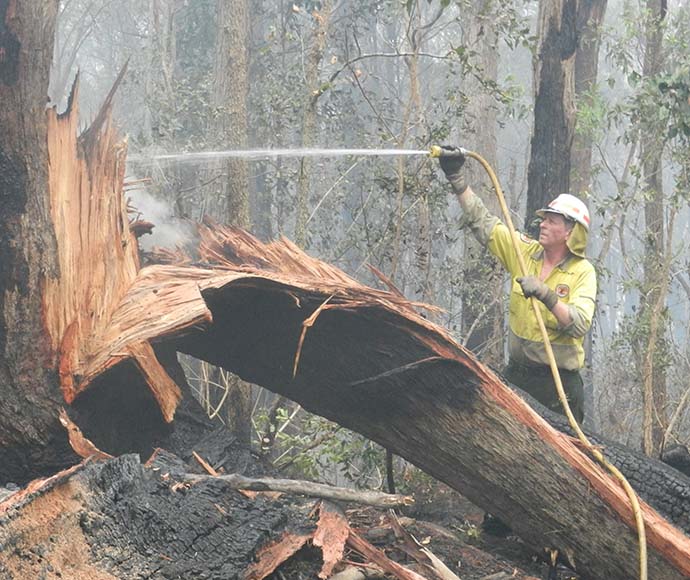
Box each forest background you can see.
[50,0,690,488]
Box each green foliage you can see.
[268,410,389,488]
[575,84,608,141]
[610,307,674,375]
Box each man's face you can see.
[538,212,572,250]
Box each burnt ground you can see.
[266,478,580,580]
[400,480,579,580]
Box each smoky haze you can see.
[50,0,690,453]
[126,185,195,252]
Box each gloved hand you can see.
[437,146,467,194]
[516,276,559,310]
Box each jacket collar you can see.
[531,249,575,270]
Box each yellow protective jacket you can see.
[460,190,597,370]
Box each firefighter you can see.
[438,149,596,424]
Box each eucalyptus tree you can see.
[591,0,690,453]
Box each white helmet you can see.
[536,193,590,230]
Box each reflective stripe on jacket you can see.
[460,190,597,370]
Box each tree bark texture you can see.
[0,0,76,483]
[208,0,253,447]
[213,0,251,228]
[570,0,608,195]
[525,0,579,233]
[639,0,669,457]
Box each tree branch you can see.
[182,473,414,509]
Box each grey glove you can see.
[437,146,467,194]
[517,276,558,310]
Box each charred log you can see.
[0,453,315,580]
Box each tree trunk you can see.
[639,0,669,457]
[525,0,579,233]
[0,0,75,483]
[461,0,504,368]
[295,0,333,248]
[570,0,607,423]
[144,0,177,148]
[213,0,251,227]
[210,0,253,446]
[151,226,690,580]
[570,0,608,195]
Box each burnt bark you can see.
[0,453,312,580]
[525,0,579,233]
[0,1,76,483]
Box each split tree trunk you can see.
[0,4,244,485]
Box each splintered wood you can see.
[313,502,349,578]
[43,72,185,420]
[244,501,439,580]
[58,409,112,461]
[243,531,313,580]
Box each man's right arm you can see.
[439,149,525,275]
[455,186,500,248]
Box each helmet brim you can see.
[536,208,588,230]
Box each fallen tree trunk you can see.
[137,226,690,580]
[30,184,690,579]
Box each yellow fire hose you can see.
[430,145,648,580]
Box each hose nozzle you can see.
[429,145,467,158]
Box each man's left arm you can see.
[517,264,597,335]
[557,266,597,337]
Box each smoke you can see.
[126,187,195,252]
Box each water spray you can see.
[129,147,433,164]
[128,146,472,165]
